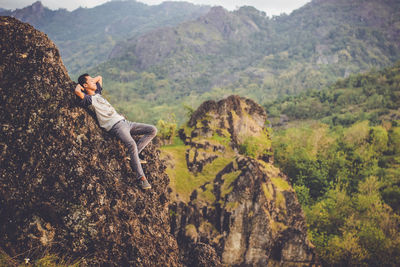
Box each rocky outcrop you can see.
[168,96,318,266]
[186,96,268,151]
[0,1,53,27]
[0,17,182,265]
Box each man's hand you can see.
[74,84,85,100]
[93,76,102,87]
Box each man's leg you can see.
[110,120,145,180]
[127,122,157,154]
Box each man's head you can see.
[78,73,97,93]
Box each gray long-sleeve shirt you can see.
[79,83,124,131]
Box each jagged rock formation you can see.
[2,1,49,26]
[186,96,269,154]
[0,17,183,265]
[167,96,318,266]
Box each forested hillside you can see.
[0,1,210,76]
[91,0,400,124]
[268,62,400,265]
[266,61,400,126]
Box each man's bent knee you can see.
[151,125,157,137]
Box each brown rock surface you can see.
[169,96,318,266]
[0,16,181,265]
[186,95,268,150]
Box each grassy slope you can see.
[161,138,235,203]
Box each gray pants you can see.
[109,119,157,179]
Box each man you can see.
[74,73,156,190]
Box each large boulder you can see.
[0,16,181,265]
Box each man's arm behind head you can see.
[92,76,102,87]
[74,84,85,100]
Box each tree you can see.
[157,116,177,145]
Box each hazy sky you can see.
[0,0,312,16]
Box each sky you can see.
[0,0,312,16]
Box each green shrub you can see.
[157,118,177,145]
[238,132,271,159]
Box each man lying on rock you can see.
[74,73,156,190]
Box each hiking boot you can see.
[139,177,151,190]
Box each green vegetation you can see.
[156,116,177,145]
[270,220,288,237]
[271,63,400,265]
[160,138,234,203]
[266,62,400,127]
[274,120,400,200]
[220,169,242,198]
[197,183,216,203]
[0,250,81,267]
[271,177,291,191]
[262,182,273,201]
[275,190,286,213]
[225,201,239,212]
[306,178,400,266]
[258,160,281,178]
[6,1,400,264]
[88,0,400,125]
[238,132,271,159]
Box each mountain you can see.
[162,96,318,265]
[0,1,210,76]
[91,0,400,124]
[0,1,54,27]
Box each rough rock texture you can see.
[170,96,318,266]
[187,95,268,151]
[1,1,50,27]
[184,242,221,267]
[0,17,181,265]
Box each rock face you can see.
[187,95,268,153]
[168,96,318,266]
[1,1,51,27]
[0,17,181,265]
